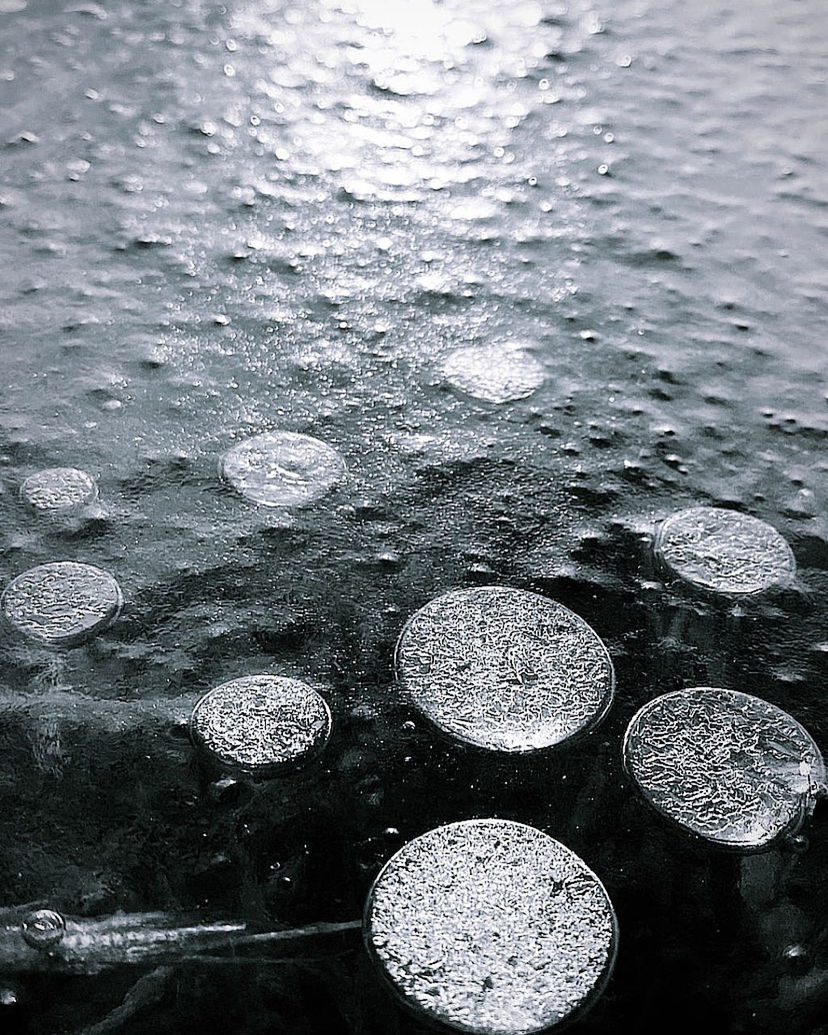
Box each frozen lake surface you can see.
[0,0,826,1032]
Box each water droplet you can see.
[21,909,65,951]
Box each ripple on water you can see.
[654,506,796,596]
[1,562,123,646]
[436,343,545,405]
[395,586,615,752]
[19,467,98,513]
[219,431,347,508]
[189,674,332,776]
[365,819,617,1035]
[623,687,826,850]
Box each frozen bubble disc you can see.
[623,687,826,851]
[219,431,346,508]
[654,506,795,596]
[1,562,123,646]
[189,675,332,776]
[395,587,614,753]
[437,344,545,404]
[19,467,98,512]
[365,819,618,1035]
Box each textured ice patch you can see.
[623,686,826,849]
[19,468,98,512]
[654,506,795,595]
[189,675,332,775]
[396,586,614,752]
[1,562,123,646]
[365,819,617,1034]
[437,344,545,404]
[219,431,346,508]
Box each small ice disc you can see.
[654,506,795,595]
[395,587,614,752]
[19,468,98,512]
[365,819,617,1035]
[189,675,332,775]
[623,687,826,850]
[219,431,346,508]
[1,562,123,646]
[437,344,545,404]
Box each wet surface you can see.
[0,0,826,1032]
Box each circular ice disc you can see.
[19,468,98,512]
[365,819,617,1035]
[437,344,545,404]
[1,562,123,646]
[189,675,332,775]
[623,687,826,850]
[654,506,795,595]
[219,431,346,508]
[395,587,614,752]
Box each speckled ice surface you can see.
[623,687,826,849]
[219,431,346,508]
[189,674,332,773]
[654,507,795,596]
[366,819,617,1034]
[1,561,123,645]
[396,587,614,751]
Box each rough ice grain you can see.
[654,506,795,595]
[1,562,123,645]
[396,587,614,752]
[219,431,346,508]
[366,819,617,1035]
[624,687,826,849]
[19,468,98,512]
[437,344,545,404]
[189,675,331,773]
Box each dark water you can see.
[1,0,826,1031]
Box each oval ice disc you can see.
[19,468,98,512]
[189,675,332,775]
[219,431,346,508]
[365,819,617,1035]
[623,686,826,850]
[1,562,123,646]
[437,344,545,404]
[395,586,614,752]
[654,506,795,595]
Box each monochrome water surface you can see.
[0,0,826,1032]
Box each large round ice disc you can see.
[654,506,795,595]
[219,431,346,508]
[437,344,545,404]
[19,468,98,512]
[365,819,617,1035]
[395,587,614,752]
[189,675,332,775]
[1,562,123,646]
[623,687,826,850]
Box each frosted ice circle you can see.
[395,586,614,752]
[1,562,123,646]
[654,506,795,595]
[189,675,332,775]
[623,687,826,850]
[19,468,98,512]
[219,431,346,508]
[365,819,617,1035]
[437,344,545,404]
